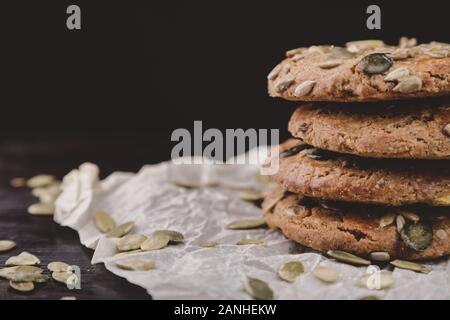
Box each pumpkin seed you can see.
[313,266,339,283]
[396,215,405,232]
[225,219,267,230]
[32,183,61,198]
[379,213,395,228]
[359,53,393,75]
[153,230,184,242]
[0,266,43,280]
[318,60,343,69]
[370,252,391,262]
[384,67,410,82]
[0,267,20,279]
[60,296,77,300]
[359,270,394,290]
[140,233,171,251]
[199,242,218,248]
[116,259,155,271]
[400,221,433,251]
[52,271,78,286]
[346,40,385,53]
[399,211,420,222]
[26,174,55,188]
[27,203,55,216]
[436,229,448,240]
[286,47,306,57]
[0,240,16,252]
[278,261,304,283]
[443,124,450,136]
[390,259,431,274]
[359,295,381,300]
[393,76,422,93]
[244,277,273,300]
[117,234,147,252]
[236,239,265,246]
[10,280,34,292]
[106,221,135,238]
[330,46,355,59]
[262,189,286,213]
[93,210,116,233]
[238,189,264,201]
[48,261,71,273]
[10,177,27,188]
[274,75,295,93]
[327,250,370,266]
[294,80,316,97]
[6,252,40,266]
[11,272,49,283]
[267,64,282,80]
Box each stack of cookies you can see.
[263,39,450,261]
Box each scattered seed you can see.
[11,272,49,283]
[226,219,266,230]
[244,277,273,300]
[9,280,34,292]
[327,250,370,266]
[359,295,382,300]
[359,53,393,75]
[278,261,304,283]
[238,189,264,201]
[10,177,27,188]
[117,234,147,252]
[153,230,184,242]
[48,261,71,273]
[318,59,343,69]
[400,221,433,251]
[390,259,431,274]
[267,64,282,80]
[436,229,448,240]
[393,76,422,93]
[140,233,171,251]
[26,175,55,188]
[236,239,265,246]
[370,252,391,262]
[52,271,78,287]
[379,213,395,228]
[0,267,20,279]
[106,221,135,238]
[396,215,405,232]
[313,266,339,283]
[199,242,218,248]
[384,67,410,82]
[60,296,77,300]
[274,75,295,93]
[6,252,40,266]
[27,203,55,216]
[116,259,155,271]
[359,270,394,290]
[0,240,16,252]
[93,210,116,233]
[294,80,316,97]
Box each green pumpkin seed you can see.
[278,261,304,283]
[48,261,71,273]
[236,239,265,246]
[10,280,34,292]
[117,234,147,252]
[140,233,171,251]
[370,252,391,262]
[359,53,393,75]
[225,219,267,230]
[52,271,78,286]
[153,230,184,242]
[116,259,155,271]
[106,221,135,238]
[313,266,339,283]
[400,221,433,251]
[327,250,370,266]
[27,203,55,216]
[10,177,27,188]
[93,210,116,233]
[359,270,394,290]
[390,259,431,274]
[199,242,218,248]
[238,189,264,201]
[379,213,395,228]
[0,240,16,252]
[6,252,40,266]
[244,277,273,300]
[26,174,55,188]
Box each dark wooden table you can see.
[0,135,169,300]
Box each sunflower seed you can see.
[330,46,355,59]
[390,259,431,274]
[313,266,339,283]
[238,189,264,201]
[52,271,78,286]
[396,215,405,232]
[286,47,306,57]
[117,234,147,252]
[346,40,385,53]
[443,124,450,136]
[11,272,49,283]
[60,296,77,300]
[0,266,44,280]
[27,203,55,216]
[236,239,265,246]
[267,64,282,80]
[400,221,433,251]
[48,261,71,273]
[384,67,410,82]
[318,60,343,69]
[359,270,394,290]
[399,37,417,48]
[140,233,171,251]
[379,213,395,228]
[225,219,267,230]
[262,189,286,213]
[0,240,16,252]
[26,174,55,188]
[370,252,391,262]
[106,221,135,238]
[393,76,422,93]
[390,48,410,60]
[199,242,218,248]
[278,261,304,283]
[436,229,448,240]
[359,53,393,75]
[0,267,20,279]
[294,80,316,97]
[10,177,27,188]
[116,259,155,271]
[153,230,184,242]
[93,210,116,233]
[274,75,295,93]
[244,277,273,300]
[327,250,371,266]
[6,252,40,266]
[425,50,448,58]
[399,211,420,222]
[10,281,34,292]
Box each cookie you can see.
[266,139,450,206]
[289,99,450,159]
[263,186,450,260]
[268,39,450,102]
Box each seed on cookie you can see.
[443,124,450,136]
[286,47,306,58]
[400,221,433,251]
[379,213,395,228]
[274,75,295,93]
[346,40,385,53]
[294,80,316,97]
[399,211,420,222]
[436,229,448,240]
[329,46,355,59]
[425,50,448,58]
[359,53,393,75]
[318,60,343,69]
[399,37,417,48]
[267,64,282,81]
[396,215,406,232]
[384,67,410,82]
[393,76,422,93]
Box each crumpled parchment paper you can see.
[54,157,450,300]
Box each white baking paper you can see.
[54,157,450,300]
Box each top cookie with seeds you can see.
[268,39,450,102]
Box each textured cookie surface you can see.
[267,140,450,206]
[268,39,450,102]
[289,99,450,159]
[263,187,450,260]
